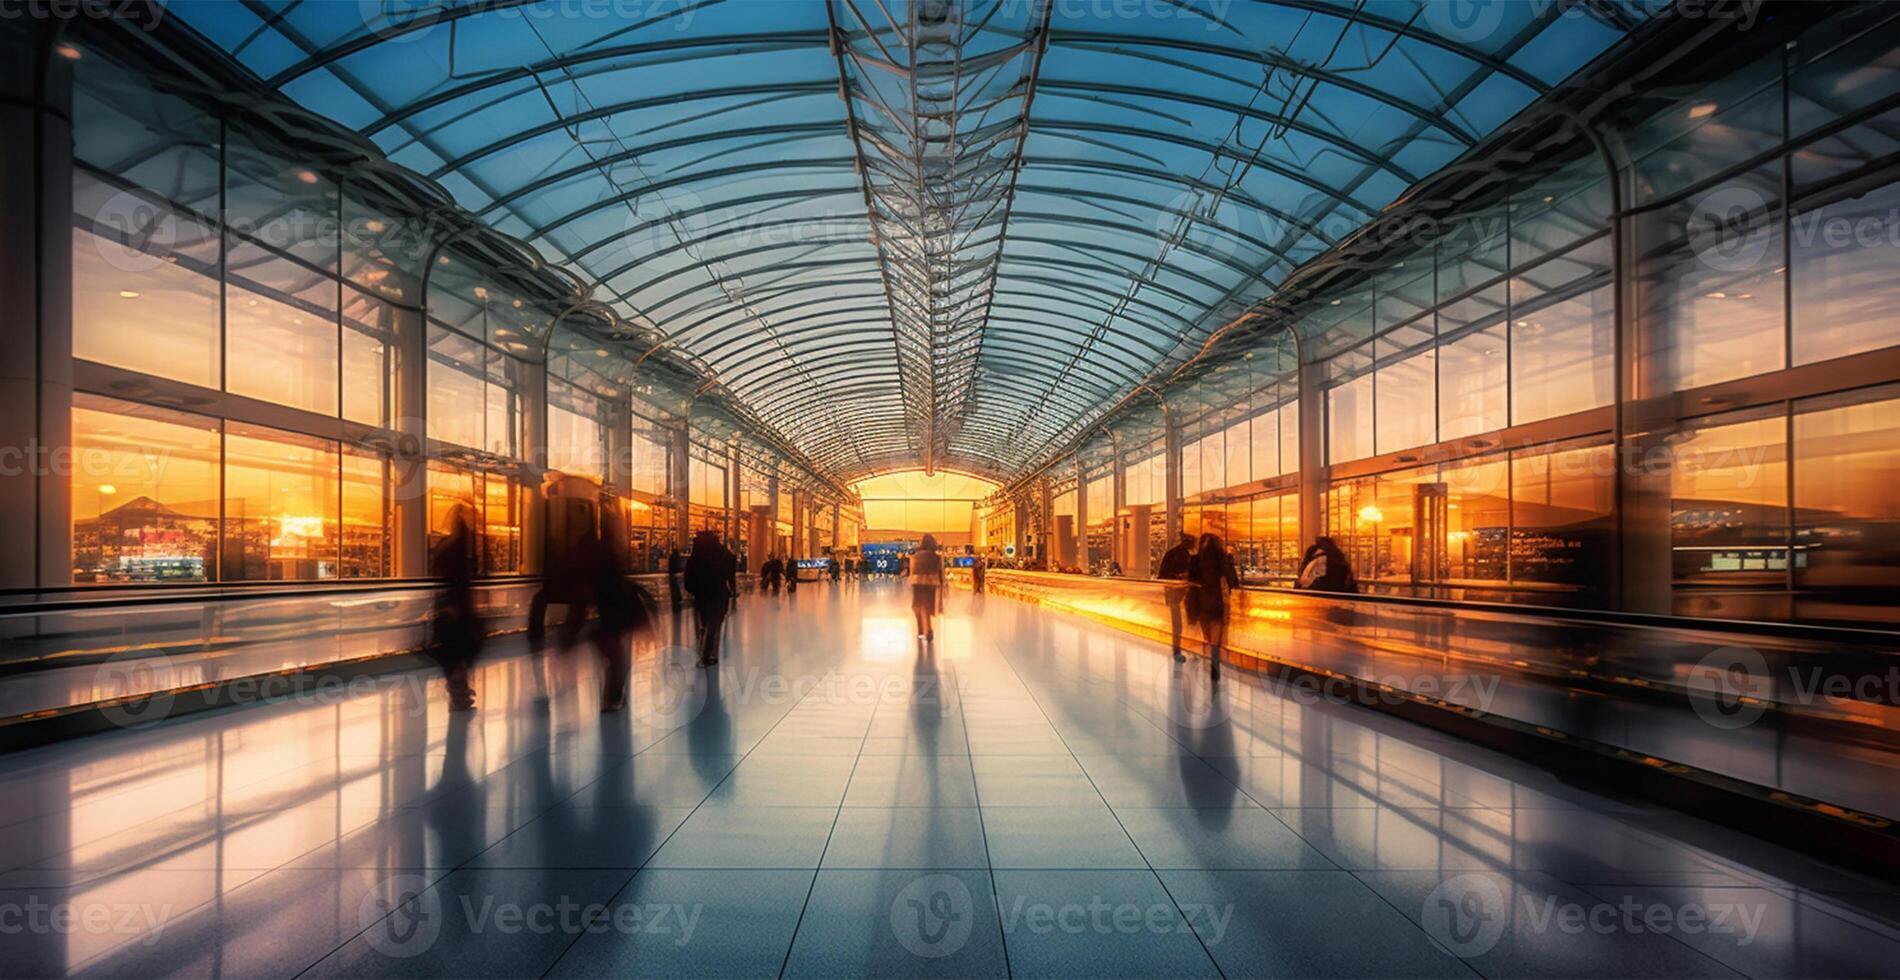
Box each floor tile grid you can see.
[948,656,1019,979]
[976,620,1236,977]
[294,639,823,979]
[765,666,890,979]
[981,596,1798,980]
[538,663,870,979]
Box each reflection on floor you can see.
[2,582,1897,978]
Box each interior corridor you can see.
[2,583,1898,979]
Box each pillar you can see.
[1297,358,1326,553]
[1123,504,1153,578]
[519,360,547,574]
[670,423,691,549]
[390,303,429,576]
[1072,459,1088,570]
[1110,443,1126,570]
[1164,419,1184,546]
[0,35,74,589]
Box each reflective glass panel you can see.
[70,395,220,583]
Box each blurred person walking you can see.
[1188,532,1240,682]
[584,532,655,713]
[684,530,737,667]
[910,534,946,642]
[430,503,484,711]
[1157,532,1195,663]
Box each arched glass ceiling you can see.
[173,0,1647,481]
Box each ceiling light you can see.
[1688,102,1718,119]
[55,44,81,60]
[294,169,320,185]
[118,290,140,299]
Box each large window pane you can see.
[1645,171,1787,390]
[1328,374,1374,463]
[226,283,339,415]
[223,424,341,581]
[428,327,488,450]
[1793,390,1900,620]
[1438,326,1508,439]
[1511,443,1613,594]
[1250,411,1280,480]
[1445,457,1509,583]
[341,449,389,578]
[71,396,219,583]
[1671,413,1789,586]
[1376,349,1436,453]
[1512,284,1614,424]
[73,224,220,389]
[1791,178,1900,365]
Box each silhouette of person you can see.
[683,530,736,667]
[666,547,685,612]
[1188,532,1239,682]
[587,532,655,713]
[910,534,945,642]
[1296,536,1358,593]
[1157,532,1195,664]
[429,503,484,711]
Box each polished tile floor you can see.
[2,582,1898,978]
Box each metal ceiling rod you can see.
[826,0,1051,476]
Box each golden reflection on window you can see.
[342,449,389,578]
[71,395,220,582]
[1511,443,1613,591]
[1670,413,1789,584]
[223,424,341,580]
[72,226,220,389]
[225,284,340,416]
[1793,392,1900,603]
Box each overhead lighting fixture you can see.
[1688,102,1718,119]
[55,44,81,60]
[117,290,140,299]
[294,169,320,185]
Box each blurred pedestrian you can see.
[430,503,484,711]
[910,534,945,642]
[1188,532,1240,682]
[1158,532,1195,663]
[684,530,737,667]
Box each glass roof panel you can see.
[170,0,1647,480]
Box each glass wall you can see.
[70,395,389,583]
[1325,439,1612,602]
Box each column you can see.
[670,423,691,549]
[1110,441,1126,570]
[1619,206,1673,613]
[1297,358,1326,554]
[1164,419,1183,546]
[390,303,429,576]
[0,37,74,589]
[1072,459,1088,570]
[519,360,548,574]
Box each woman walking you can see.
[1187,532,1239,681]
[910,534,946,643]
